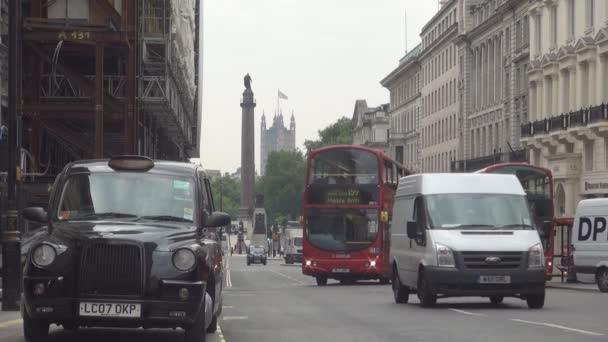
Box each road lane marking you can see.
[0,319,22,328]
[268,269,307,285]
[226,269,232,288]
[223,316,248,321]
[222,306,234,309]
[448,309,484,316]
[510,319,604,336]
[217,324,226,342]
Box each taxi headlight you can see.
[173,249,197,271]
[32,244,56,268]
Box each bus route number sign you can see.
[324,188,362,205]
[58,31,92,41]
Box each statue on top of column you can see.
[244,73,252,91]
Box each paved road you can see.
[1,255,608,341]
[221,256,608,342]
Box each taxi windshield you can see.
[56,173,196,224]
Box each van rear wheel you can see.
[596,268,608,293]
[392,269,409,304]
[489,296,503,305]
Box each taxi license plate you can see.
[478,275,511,284]
[333,268,350,273]
[79,302,141,318]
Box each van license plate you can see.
[333,268,350,273]
[79,302,141,318]
[478,276,511,284]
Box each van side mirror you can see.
[407,221,420,239]
[23,207,48,223]
[206,212,231,228]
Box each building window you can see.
[569,0,576,38]
[535,14,541,52]
[605,137,608,170]
[587,0,595,28]
[551,6,557,47]
[585,140,595,171]
[523,16,529,45]
[396,146,404,164]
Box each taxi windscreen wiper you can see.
[80,212,137,219]
[139,215,193,223]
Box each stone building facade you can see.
[381,45,421,172]
[352,100,390,154]
[521,0,608,217]
[260,112,296,175]
[452,0,531,172]
[0,0,8,127]
[419,0,461,172]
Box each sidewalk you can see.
[0,304,21,326]
[547,279,599,292]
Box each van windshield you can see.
[425,194,535,230]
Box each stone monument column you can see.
[239,74,256,219]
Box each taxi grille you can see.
[460,251,523,269]
[79,243,143,296]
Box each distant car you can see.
[247,246,267,266]
[21,156,231,342]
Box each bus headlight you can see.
[528,243,543,268]
[436,244,455,268]
[32,244,57,268]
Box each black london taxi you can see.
[246,245,267,266]
[21,156,230,342]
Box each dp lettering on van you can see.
[578,217,607,241]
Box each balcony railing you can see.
[39,74,126,99]
[520,104,608,138]
[450,149,529,173]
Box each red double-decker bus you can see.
[476,163,555,279]
[302,145,410,286]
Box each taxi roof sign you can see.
[108,155,154,171]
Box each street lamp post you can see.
[2,0,22,311]
[219,177,223,212]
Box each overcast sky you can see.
[201,1,439,174]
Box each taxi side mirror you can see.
[207,212,231,228]
[23,207,48,223]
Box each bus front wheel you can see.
[316,276,328,286]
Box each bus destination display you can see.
[325,188,362,205]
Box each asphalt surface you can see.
[1,255,608,341]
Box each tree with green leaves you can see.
[304,117,353,152]
[256,150,306,225]
[210,174,240,220]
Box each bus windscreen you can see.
[307,149,379,205]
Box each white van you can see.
[390,174,546,308]
[572,198,608,292]
[283,222,303,264]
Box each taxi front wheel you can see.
[184,310,207,342]
[23,309,49,342]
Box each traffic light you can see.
[239,221,244,233]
